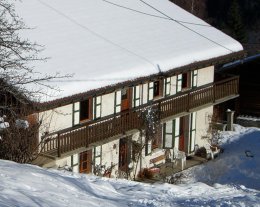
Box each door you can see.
[179,115,189,151]
[121,88,132,111]
[119,138,129,172]
[79,149,92,174]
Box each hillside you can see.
[0,125,260,207]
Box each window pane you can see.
[165,134,173,148]
[135,85,140,99]
[175,118,180,137]
[121,88,128,100]
[74,102,80,111]
[116,91,121,105]
[95,105,101,118]
[177,74,182,92]
[73,111,80,125]
[96,96,101,104]
[166,121,173,134]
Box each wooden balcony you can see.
[40,76,239,159]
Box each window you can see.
[121,88,128,100]
[145,125,162,155]
[189,112,196,153]
[145,139,152,156]
[71,154,79,172]
[148,80,162,101]
[177,72,190,92]
[114,90,121,113]
[164,77,171,96]
[192,70,198,88]
[94,96,101,119]
[133,85,141,108]
[163,118,180,149]
[153,81,160,97]
[177,74,182,92]
[94,146,102,167]
[182,72,188,88]
[73,102,80,126]
[148,82,154,101]
[80,99,90,121]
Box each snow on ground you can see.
[182,125,260,191]
[1,126,260,207]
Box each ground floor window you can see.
[79,149,92,174]
[163,118,180,149]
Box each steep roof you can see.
[15,0,243,105]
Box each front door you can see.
[79,149,92,173]
[179,116,188,152]
[119,138,129,172]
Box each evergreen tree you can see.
[228,0,246,42]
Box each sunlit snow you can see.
[0,125,259,207]
[14,0,243,101]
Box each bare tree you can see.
[0,0,69,163]
[132,106,161,180]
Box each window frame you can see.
[164,77,171,97]
[94,96,102,120]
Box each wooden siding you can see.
[40,76,239,158]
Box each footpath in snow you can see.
[0,125,260,207]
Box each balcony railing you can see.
[40,76,239,158]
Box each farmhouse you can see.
[12,0,243,177]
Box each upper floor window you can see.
[94,96,101,119]
[153,81,160,97]
[182,73,188,89]
[133,85,141,108]
[80,99,91,121]
[192,70,198,88]
[177,72,191,92]
[164,77,171,97]
[148,80,163,101]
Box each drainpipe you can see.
[226,109,235,131]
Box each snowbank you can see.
[0,126,260,206]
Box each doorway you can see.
[119,138,130,172]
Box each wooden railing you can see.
[40,76,239,157]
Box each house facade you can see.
[13,0,244,178]
[34,61,241,178]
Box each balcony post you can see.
[187,93,190,112]
[213,84,216,103]
[57,133,61,157]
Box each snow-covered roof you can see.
[15,0,243,102]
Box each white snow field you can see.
[0,125,260,207]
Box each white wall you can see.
[194,106,213,148]
[39,104,73,138]
[197,66,214,86]
[101,93,115,117]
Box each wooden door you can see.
[121,88,132,111]
[79,150,92,174]
[179,117,185,151]
[119,138,129,172]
